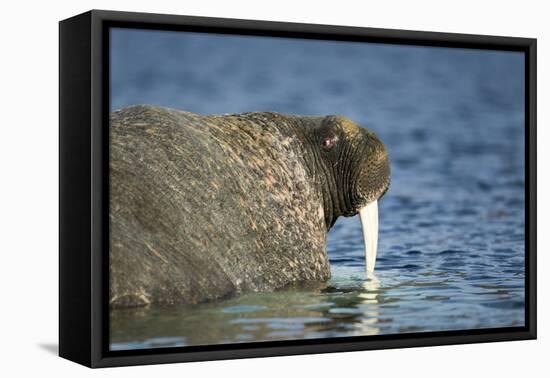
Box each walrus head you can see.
[301,115,390,272]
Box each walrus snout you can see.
[353,130,391,208]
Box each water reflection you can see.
[111,258,524,350]
[356,274,381,336]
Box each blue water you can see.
[109,28,525,350]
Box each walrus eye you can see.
[321,136,337,150]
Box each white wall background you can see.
[0,0,546,376]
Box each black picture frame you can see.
[59,9,537,368]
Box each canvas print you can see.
[108,27,525,351]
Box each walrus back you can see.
[109,105,329,307]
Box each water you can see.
[109,28,525,350]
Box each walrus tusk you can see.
[359,200,379,273]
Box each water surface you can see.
[109,29,525,350]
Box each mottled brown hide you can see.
[109,105,389,308]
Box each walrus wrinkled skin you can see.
[110,105,390,308]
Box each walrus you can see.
[109,105,390,308]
